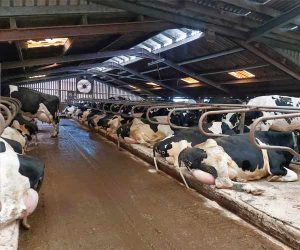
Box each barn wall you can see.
[21,77,143,103]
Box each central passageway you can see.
[19,119,285,250]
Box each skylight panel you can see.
[26,38,68,48]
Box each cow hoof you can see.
[267,175,279,182]
[249,188,264,196]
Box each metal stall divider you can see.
[145,103,199,125]
[249,112,300,161]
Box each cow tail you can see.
[153,144,159,171]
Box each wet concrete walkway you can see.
[19,119,287,250]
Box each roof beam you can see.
[220,0,283,18]
[0,5,126,17]
[258,37,300,52]
[122,47,245,78]
[141,51,230,93]
[95,0,247,39]
[2,48,147,69]
[236,41,300,80]
[9,17,24,71]
[0,20,175,42]
[14,72,86,85]
[248,4,300,41]
[3,47,246,80]
[100,62,193,97]
[89,70,160,97]
[179,76,291,88]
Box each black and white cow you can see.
[13,112,39,138]
[153,123,235,168]
[1,126,26,153]
[178,131,298,194]
[244,95,300,132]
[0,138,44,248]
[1,85,60,137]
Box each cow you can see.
[244,95,300,132]
[1,126,26,153]
[0,138,44,249]
[13,113,39,138]
[178,131,298,194]
[62,105,77,118]
[1,137,23,154]
[129,118,174,147]
[153,123,234,169]
[1,85,60,137]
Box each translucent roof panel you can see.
[91,28,203,72]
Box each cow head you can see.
[11,120,32,140]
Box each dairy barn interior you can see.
[1,0,300,249]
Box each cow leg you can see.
[37,103,59,137]
[231,182,264,195]
[268,167,298,182]
[216,162,263,195]
[124,137,137,144]
[34,133,38,146]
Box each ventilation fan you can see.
[77,79,92,94]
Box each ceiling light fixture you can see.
[153,87,163,90]
[146,82,159,87]
[181,77,199,84]
[28,74,46,79]
[290,25,298,31]
[228,70,255,79]
[26,38,68,48]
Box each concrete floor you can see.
[19,119,288,250]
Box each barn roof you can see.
[1,0,299,99]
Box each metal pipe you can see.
[249,113,300,158]
[146,104,200,125]
[0,113,5,135]
[0,99,17,121]
[0,103,12,127]
[167,105,215,129]
[206,103,300,111]
[198,108,256,137]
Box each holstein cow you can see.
[62,105,77,118]
[244,95,300,132]
[2,85,60,137]
[129,118,174,147]
[1,126,26,153]
[1,137,23,154]
[14,112,39,136]
[178,131,298,194]
[0,138,44,249]
[153,123,235,168]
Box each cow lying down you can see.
[0,139,44,249]
[117,118,174,147]
[178,131,298,195]
[153,122,234,168]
